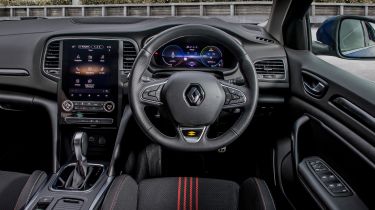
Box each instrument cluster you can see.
[152,37,237,69]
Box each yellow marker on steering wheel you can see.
[187,131,196,136]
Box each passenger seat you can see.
[0,170,47,210]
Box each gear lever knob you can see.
[64,132,90,189]
[72,132,88,162]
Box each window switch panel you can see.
[307,159,352,197]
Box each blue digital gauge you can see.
[162,45,184,67]
[200,46,223,68]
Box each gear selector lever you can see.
[64,131,92,190]
[73,132,88,176]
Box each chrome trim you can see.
[178,126,207,143]
[103,101,116,113]
[61,100,73,112]
[49,162,105,193]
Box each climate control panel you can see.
[62,100,115,113]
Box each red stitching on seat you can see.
[196,177,199,210]
[177,177,182,210]
[109,175,127,210]
[183,177,187,210]
[189,177,193,210]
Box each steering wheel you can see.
[129,24,258,152]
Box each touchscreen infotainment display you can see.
[62,39,118,101]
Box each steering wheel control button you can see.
[185,84,205,106]
[103,101,115,112]
[179,127,206,143]
[222,85,246,106]
[141,83,165,104]
[62,100,74,112]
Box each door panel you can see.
[284,49,375,209]
[286,49,375,145]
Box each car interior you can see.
[0,0,374,209]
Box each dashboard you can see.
[152,37,237,69]
[0,17,289,178]
[57,36,240,127]
[0,17,289,100]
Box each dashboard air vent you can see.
[43,40,61,79]
[254,59,286,80]
[256,36,275,44]
[122,41,137,70]
[121,41,138,81]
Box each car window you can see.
[0,1,273,24]
[312,18,375,83]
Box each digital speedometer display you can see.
[200,46,223,67]
[152,37,236,69]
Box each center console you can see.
[25,131,113,210]
[25,38,133,210]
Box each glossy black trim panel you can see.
[108,105,132,177]
[0,91,59,172]
[331,97,375,131]
[291,98,375,167]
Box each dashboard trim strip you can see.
[0,69,29,76]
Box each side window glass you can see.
[312,17,375,82]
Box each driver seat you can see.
[101,175,276,210]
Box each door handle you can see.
[302,71,328,98]
[303,81,326,94]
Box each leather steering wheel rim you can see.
[129,24,258,152]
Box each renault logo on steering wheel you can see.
[185,84,205,106]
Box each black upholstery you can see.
[102,176,276,210]
[240,178,276,210]
[0,170,47,210]
[102,175,138,210]
[134,144,162,182]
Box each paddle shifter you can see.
[64,132,91,190]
